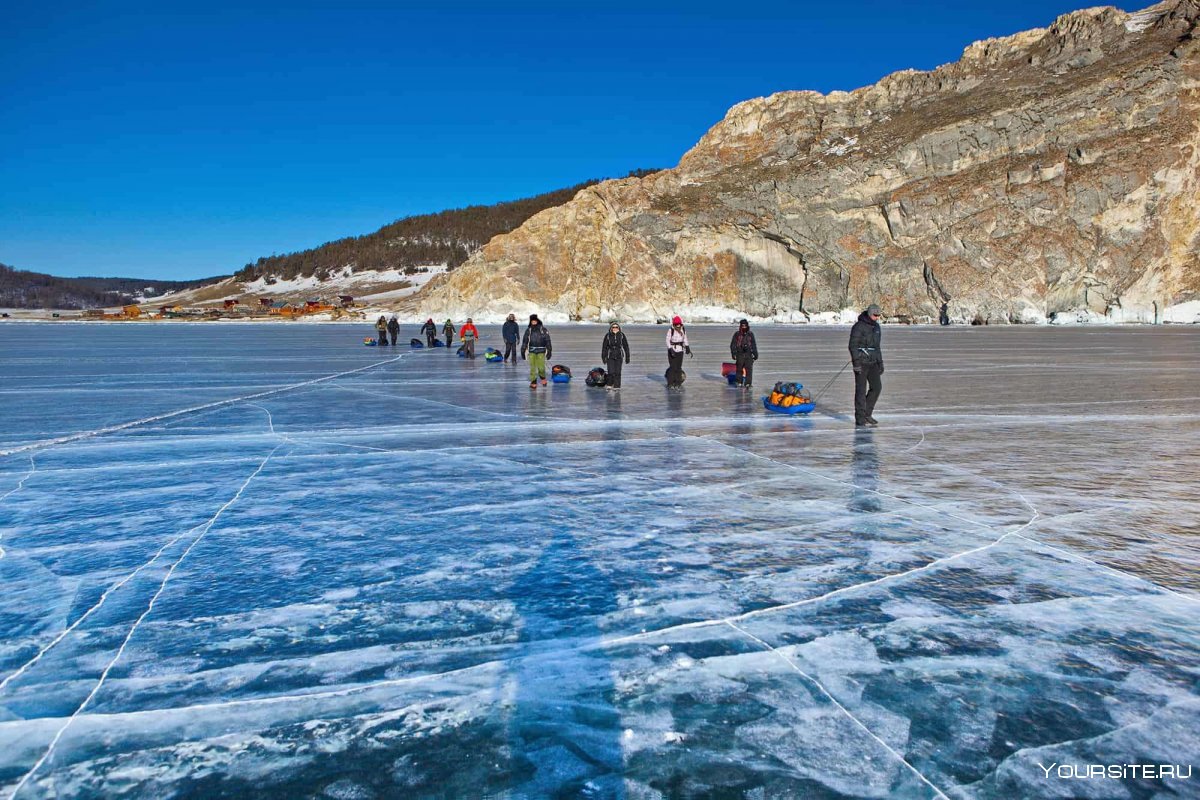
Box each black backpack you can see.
[552,364,571,376]
[585,367,607,387]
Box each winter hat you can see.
[739,318,749,327]
[866,304,882,316]
[672,316,683,326]
[529,314,540,324]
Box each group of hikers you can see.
[374,304,886,425]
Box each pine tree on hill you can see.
[235,171,658,282]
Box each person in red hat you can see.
[665,315,691,388]
[420,317,437,347]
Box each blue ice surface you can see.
[0,321,1197,799]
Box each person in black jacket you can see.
[601,321,631,390]
[729,319,758,388]
[521,314,552,388]
[502,314,520,363]
[849,304,884,426]
[386,314,400,346]
[420,318,437,347]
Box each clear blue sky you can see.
[1,0,1113,280]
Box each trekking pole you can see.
[811,359,853,405]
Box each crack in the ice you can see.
[339,384,531,419]
[1013,533,1200,605]
[724,619,951,800]
[0,455,36,560]
[0,354,409,459]
[5,443,284,800]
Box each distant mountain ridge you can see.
[233,170,659,283]
[0,263,218,310]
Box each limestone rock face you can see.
[416,0,1200,323]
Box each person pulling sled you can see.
[665,316,691,389]
[729,319,758,388]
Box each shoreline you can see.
[2,316,1198,329]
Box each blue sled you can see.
[763,397,815,415]
[551,373,571,383]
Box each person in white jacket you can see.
[665,315,692,388]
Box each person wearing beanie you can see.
[442,318,456,351]
[729,318,758,388]
[501,313,520,363]
[459,317,479,358]
[665,315,691,389]
[601,320,631,390]
[521,314,552,388]
[421,317,437,347]
[849,304,884,426]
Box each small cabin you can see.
[259,298,273,307]
[338,295,355,307]
[122,305,142,318]
[269,302,303,316]
[223,299,240,309]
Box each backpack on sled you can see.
[410,338,424,348]
[764,381,815,415]
[551,364,571,383]
[585,367,607,387]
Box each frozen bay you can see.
[0,322,1197,799]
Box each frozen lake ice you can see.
[0,322,1197,799]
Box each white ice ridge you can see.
[725,620,950,800]
[0,354,408,458]
[0,454,35,559]
[5,442,285,800]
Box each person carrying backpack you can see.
[502,313,520,363]
[729,318,758,388]
[665,316,691,388]
[459,317,479,358]
[374,315,389,346]
[849,304,884,426]
[442,318,456,351]
[387,314,400,346]
[421,318,437,347]
[521,314,552,388]
[601,320,630,390]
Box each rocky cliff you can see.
[415,0,1200,324]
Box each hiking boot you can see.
[530,380,538,389]
[540,378,548,386]
[866,416,879,425]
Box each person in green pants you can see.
[521,314,552,389]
